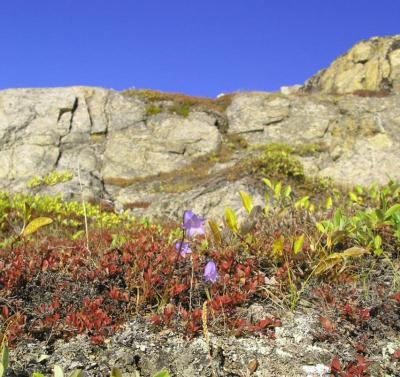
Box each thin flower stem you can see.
[164,221,187,302]
[189,253,194,312]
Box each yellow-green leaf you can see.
[71,230,84,241]
[1,344,8,374]
[22,217,53,237]
[208,220,222,245]
[110,368,123,377]
[295,196,309,210]
[272,235,284,257]
[152,370,170,377]
[337,246,367,259]
[239,191,253,214]
[355,185,363,195]
[293,234,305,255]
[385,204,400,219]
[68,370,83,377]
[54,365,64,377]
[314,247,367,275]
[348,191,358,203]
[316,222,325,233]
[263,178,272,189]
[326,197,333,210]
[374,235,382,249]
[283,185,292,198]
[225,207,238,233]
[314,258,342,275]
[68,371,83,377]
[273,182,282,199]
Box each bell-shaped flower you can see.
[182,210,206,238]
[203,260,219,283]
[175,242,192,257]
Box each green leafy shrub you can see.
[255,143,305,179]
[145,104,162,116]
[27,171,73,189]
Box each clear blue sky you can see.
[1,1,399,97]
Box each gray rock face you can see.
[227,92,400,186]
[1,35,400,221]
[1,86,400,221]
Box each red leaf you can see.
[342,302,353,316]
[354,354,372,374]
[90,335,104,345]
[255,318,273,330]
[391,291,400,303]
[393,349,400,360]
[150,314,162,325]
[171,283,186,296]
[41,259,49,272]
[330,356,342,373]
[164,304,175,319]
[2,306,9,319]
[359,308,370,321]
[191,308,203,321]
[355,342,366,353]
[319,316,335,333]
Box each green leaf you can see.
[54,365,64,377]
[273,182,282,199]
[283,185,292,198]
[272,235,284,257]
[239,191,253,214]
[0,344,8,375]
[22,217,53,237]
[348,191,359,203]
[71,230,84,241]
[208,220,222,245]
[32,373,46,377]
[152,369,170,377]
[314,247,367,275]
[68,370,83,377]
[295,196,309,210]
[354,185,363,195]
[338,246,368,259]
[316,222,325,233]
[326,197,333,210]
[263,178,272,189]
[0,365,3,377]
[314,257,342,275]
[110,367,123,377]
[374,234,382,249]
[384,204,400,219]
[225,207,238,233]
[293,234,305,255]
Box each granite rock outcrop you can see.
[302,34,400,94]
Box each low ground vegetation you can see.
[0,156,399,375]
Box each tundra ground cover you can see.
[0,177,399,376]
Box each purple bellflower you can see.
[204,260,219,283]
[182,210,206,238]
[175,242,192,257]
